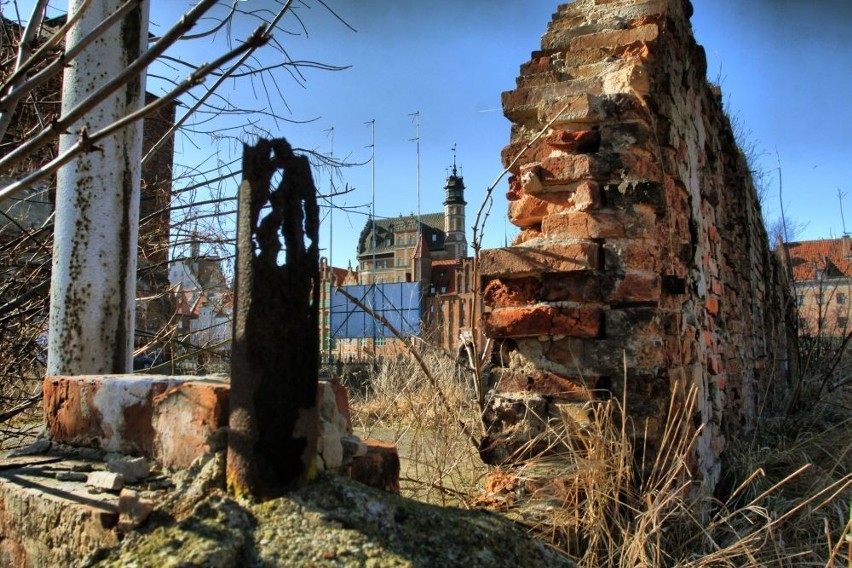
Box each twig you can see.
[334,285,481,447]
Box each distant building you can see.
[356,162,467,285]
[321,161,481,362]
[168,242,232,370]
[783,237,852,337]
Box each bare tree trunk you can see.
[47,0,149,375]
[227,138,321,498]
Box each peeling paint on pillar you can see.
[48,0,150,375]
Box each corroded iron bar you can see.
[227,138,320,497]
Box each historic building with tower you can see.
[320,159,479,362]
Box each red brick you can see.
[479,242,601,277]
[43,375,229,469]
[512,227,543,245]
[542,128,601,153]
[520,55,552,76]
[614,41,652,59]
[705,295,720,316]
[484,305,601,338]
[539,154,612,185]
[349,440,400,494]
[542,210,655,239]
[483,277,541,308]
[502,140,546,172]
[539,94,603,126]
[603,239,663,273]
[540,272,603,302]
[506,175,522,200]
[707,353,724,375]
[491,368,596,400]
[553,308,603,337]
[569,24,659,51]
[709,278,723,296]
[508,191,576,227]
[484,305,555,337]
[329,379,352,432]
[606,271,661,303]
[618,150,663,181]
[573,181,602,210]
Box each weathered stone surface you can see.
[87,471,125,492]
[1,449,569,567]
[117,488,155,533]
[106,455,150,484]
[0,461,120,567]
[97,475,574,567]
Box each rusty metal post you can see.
[227,138,321,497]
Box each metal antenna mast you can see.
[409,111,421,243]
[324,126,334,365]
[365,119,377,353]
[324,127,334,269]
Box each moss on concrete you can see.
[92,473,573,567]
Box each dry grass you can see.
[347,346,488,507]
[347,343,852,566]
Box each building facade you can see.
[784,237,852,337]
[320,163,480,362]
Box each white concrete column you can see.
[48,0,150,375]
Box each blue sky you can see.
[7,1,851,269]
[208,0,848,269]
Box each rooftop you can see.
[784,237,852,281]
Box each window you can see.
[838,293,846,305]
[839,317,849,329]
[796,295,805,306]
[432,234,437,243]
[440,285,447,294]
[376,337,386,347]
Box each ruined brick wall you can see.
[480,0,796,489]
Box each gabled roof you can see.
[357,212,446,258]
[784,238,852,281]
[330,266,349,286]
[412,234,431,261]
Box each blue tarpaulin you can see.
[330,283,422,338]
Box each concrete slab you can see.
[0,456,120,566]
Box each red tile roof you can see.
[331,267,348,286]
[784,238,852,281]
